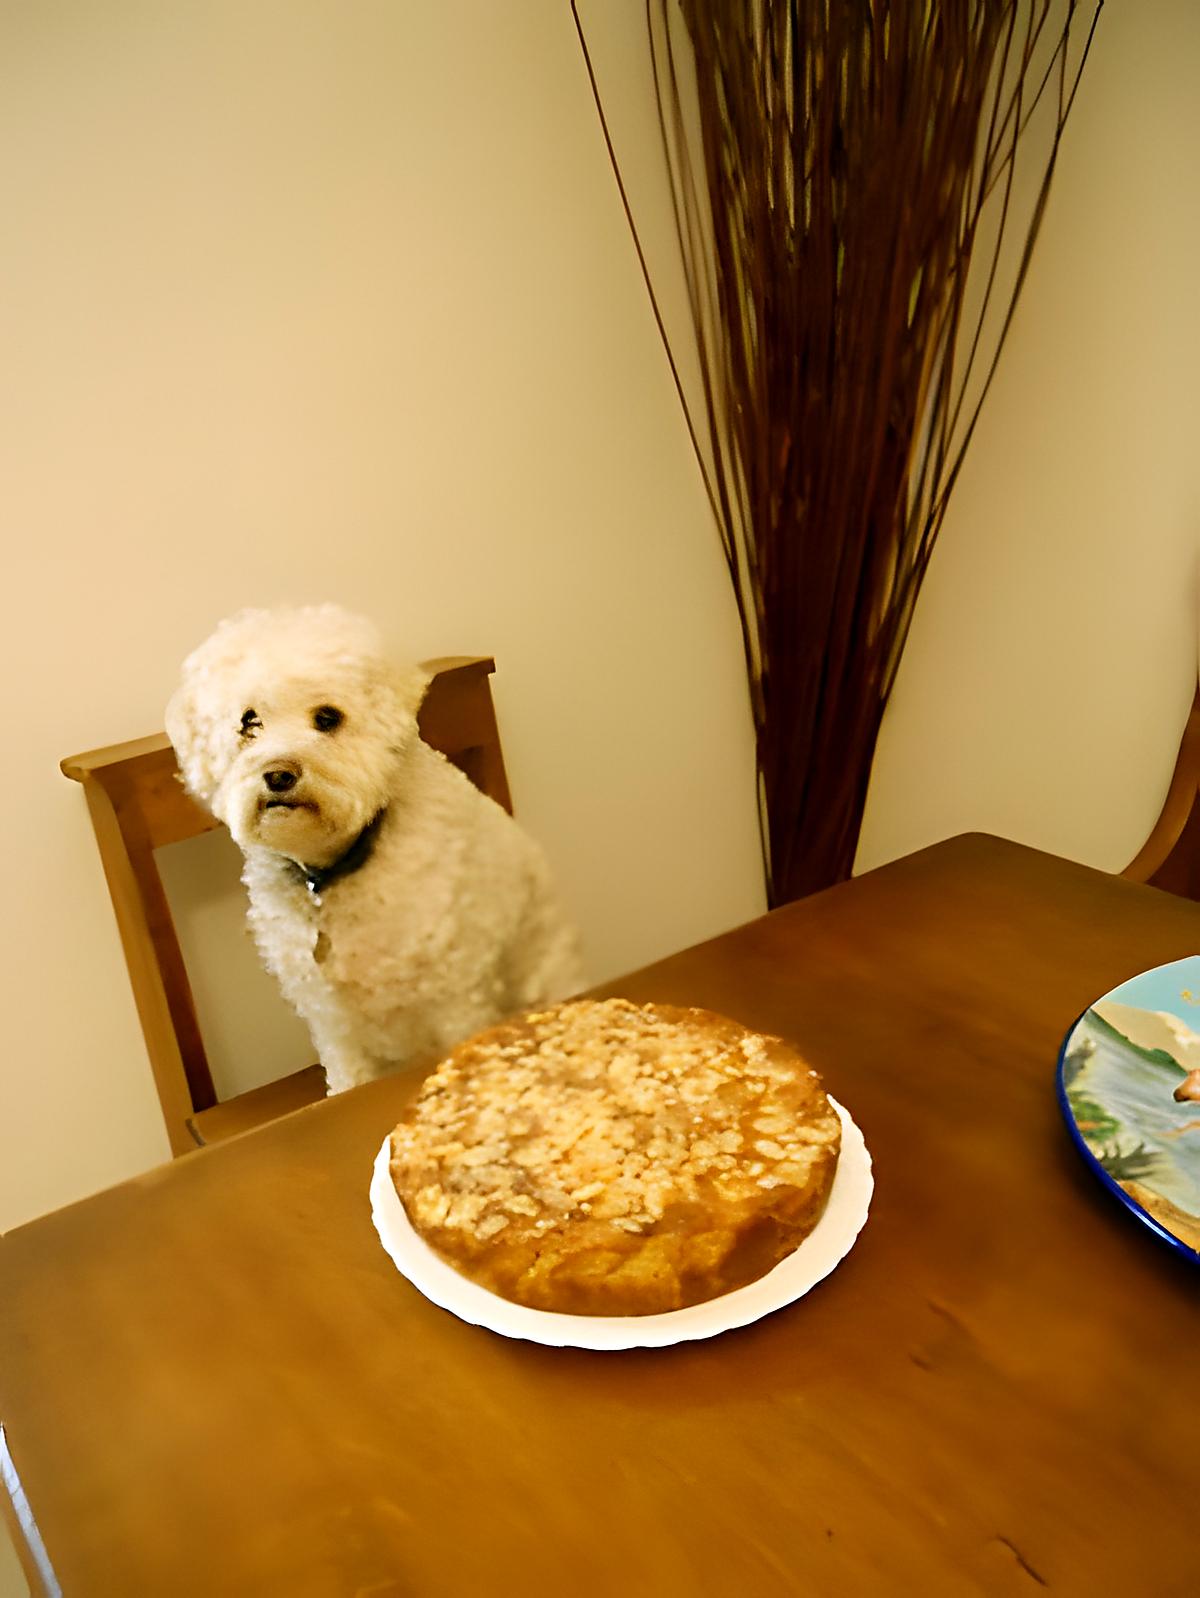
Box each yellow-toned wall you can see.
[857,1,1200,875]
[0,2,764,1232]
[2,1,1195,1244]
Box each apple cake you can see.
[389,997,841,1316]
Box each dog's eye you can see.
[312,705,344,733]
[239,709,263,739]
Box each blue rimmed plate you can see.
[1057,955,1200,1262]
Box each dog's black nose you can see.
[263,767,298,794]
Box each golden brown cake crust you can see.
[389,998,841,1316]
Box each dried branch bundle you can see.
[575,0,1101,903]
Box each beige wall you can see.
[857,1,1200,875]
[3,2,1196,1238]
[0,2,765,1232]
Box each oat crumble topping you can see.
[391,998,838,1249]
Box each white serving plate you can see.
[370,1097,873,1350]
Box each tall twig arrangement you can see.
[574,1,1102,904]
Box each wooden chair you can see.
[62,656,512,1156]
[1122,686,1200,898]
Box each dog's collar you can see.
[286,809,387,900]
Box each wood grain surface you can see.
[1,835,1196,1597]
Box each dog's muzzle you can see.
[262,762,304,808]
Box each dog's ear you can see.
[165,678,221,806]
[392,663,431,723]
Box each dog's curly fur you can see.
[166,605,582,1093]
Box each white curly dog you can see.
[166,605,582,1093]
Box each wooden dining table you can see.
[1,833,1196,1597]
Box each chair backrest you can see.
[62,655,512,1155]
[1123,686,1200,899]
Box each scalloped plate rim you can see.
[369,1096,874,1349]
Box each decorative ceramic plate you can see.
[1057,955,1200,1261]
[370,1097,873,1350]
